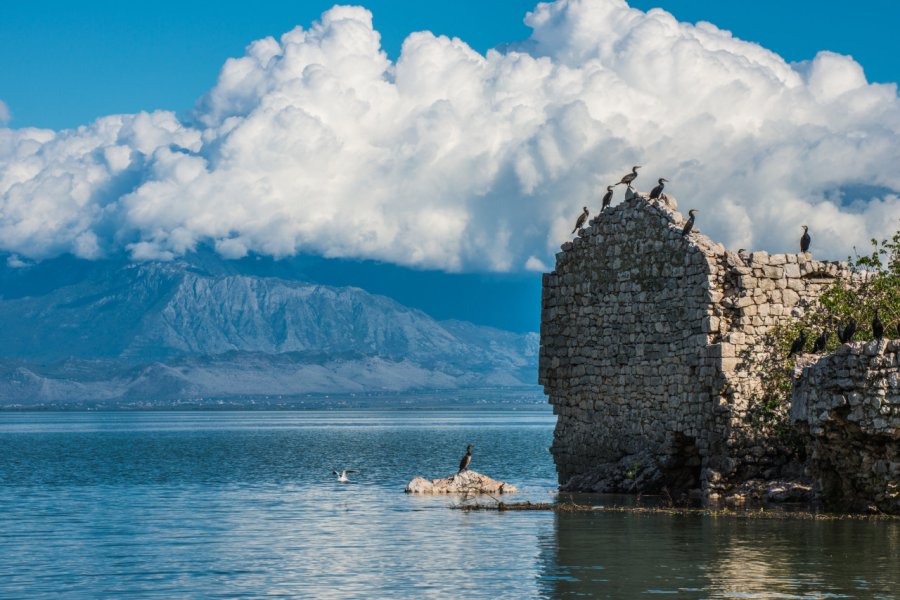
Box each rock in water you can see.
[405,470,518,494]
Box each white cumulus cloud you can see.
[1,0,899,270]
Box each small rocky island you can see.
[405,471,518,495]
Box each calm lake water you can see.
[1,410,898,598]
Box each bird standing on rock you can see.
[572,207,589,234]
[601,186,614,211]
[649,178,668,199]
[789,330,807,357]
[838,319,857,343]
[873,310,884,340]
[458,444,473,474]
[800,225,811,253]
[812,330,830,353]
[682,209,697,236]
[615,166,641,188]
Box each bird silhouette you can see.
[812,330,830,353]
[572,207,589,234]
[682,209,697,236]
[615,166,641,188]
[873,309,884,340]
[839,319,857,343]
[800,225,811,253]
[458,444,473,474]
[601,186,614,211]
[649,178,668,199]
[789,330,807,357]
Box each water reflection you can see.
[539,507,900,598]
[3,412,898,598]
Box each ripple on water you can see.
[1,411,898,599]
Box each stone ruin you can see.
[793,340,900,513]
[538,191,897,508]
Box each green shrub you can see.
[743,231,900,435]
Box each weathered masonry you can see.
[793,340,900,513]
[539,193,859,498]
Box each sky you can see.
[2,1,899,130]
[2,0,900,332]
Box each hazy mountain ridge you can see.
[0,256,539,406]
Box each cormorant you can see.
[572,207,589,234]
[458,444,473,473]
[839,318,857,343]
[800,225,811,253]
[812,330,830,353]
[873,309,884,340]
[601,186,614,211]
[788,330,807,357]
[615,166,641,188]
[649,178,668,199]
[333,469,357,482]
[682,209,697,236]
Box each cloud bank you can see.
[1,0,899,271]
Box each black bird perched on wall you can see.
[649,178,668,199]
[572,207,589,234]
[458,444,473,473]
[601,185,614,211]
[789,330,807,357]
[872,309,884,340]
[838,318,857,343]
[800,225,811,253]
[812,330,830,353]
[615,165,641,188]
[682,209,697,236]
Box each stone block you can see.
[783,263,801,278]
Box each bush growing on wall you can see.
[744,230,900,434]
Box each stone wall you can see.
[539,193,858,497]
[792,340,900,513]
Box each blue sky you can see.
[2,0,897,129]
[2,1,899,333]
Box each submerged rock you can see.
[722,479,814,505]
[405,470,518,495]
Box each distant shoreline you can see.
[0,390,551,412]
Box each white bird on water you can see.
[333,469,357,482]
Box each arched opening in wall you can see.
[662,432,702,495]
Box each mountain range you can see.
[0,254,539,407]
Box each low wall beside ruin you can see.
[792,340,900,513]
